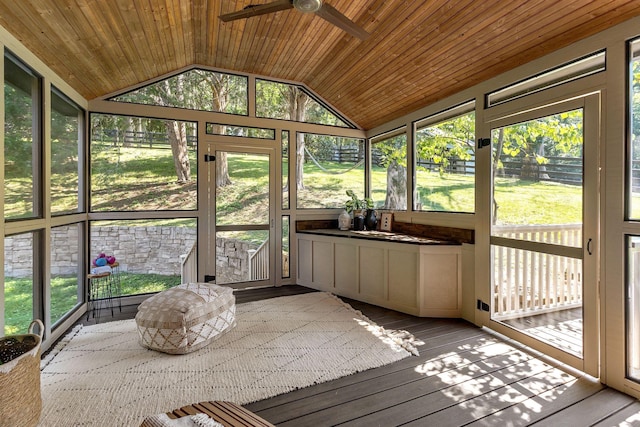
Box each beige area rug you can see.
[39,292,419,426]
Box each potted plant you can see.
[345,190,373,230]
[345,190,373,216]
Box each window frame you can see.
[412,100,476,214]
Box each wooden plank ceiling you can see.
[0,0,639,130]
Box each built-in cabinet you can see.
[297,233,462,317]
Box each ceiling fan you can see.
[219,0,369,40]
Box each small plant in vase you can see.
[345,190,373,230]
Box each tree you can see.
[373,135,407,210]
[203,72,232,187]
[110,69,249,187]
[491,110,583,223]
[119,74,193,183]
[415,112,475,176]
[494,110,583,180]
[288,87,309,190]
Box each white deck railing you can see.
[180,242,197,284]
[248,238,269,281]
[492,224,582,319]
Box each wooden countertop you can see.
[297,228,460,245]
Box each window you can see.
[50,223,83,327]
[90,114,197,211]
[627,236,640,381]
[296,133,365,209]
[282,216,290,279]
[282,131,290,210]
[206,123,275,139]
[256,79,353,128]
[4,52,42,220]
[629,39,640,220]
[90,219,196,297]
[51,88,84,215]
[370,130,407,210]
[628,38,640,384]
[492,109,584,232]
[4,231,40,335]
[109,69,248,115]
[487,51,605,107]
[414,104,475,213]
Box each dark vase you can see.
[364,209,377,230]
[353,214,365,231]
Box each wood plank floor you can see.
[71,285,640,426]
[501,308,583,357]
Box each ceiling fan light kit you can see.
[293,0,323,13]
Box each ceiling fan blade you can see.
[315,3,369,40]
[219,0,293,22]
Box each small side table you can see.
[87,262,122,321]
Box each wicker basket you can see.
[0,319,44,427]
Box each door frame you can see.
[477,93,601,376]
[202,140,277,289]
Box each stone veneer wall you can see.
[215,237,258,284]
[5,225,258,282]
[89,225,197,276]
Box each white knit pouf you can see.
[135,283,236,354]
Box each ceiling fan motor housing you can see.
[293,0,323,13]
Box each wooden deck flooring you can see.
[501,307,583,357]
[74,285,640,426]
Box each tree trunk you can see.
[384,160,407,210]
[216,150,232,187]
[492,128,505,224]
[286,87,309,190]
[296,134,305,190]
[167,121,190,183]
[536,143,551,180]
[209,76,232,188]
[520,155,539,181]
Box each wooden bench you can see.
[141,401,275,427]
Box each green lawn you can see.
[4,272,178,335]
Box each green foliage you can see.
[345,190,373,214]
[373,134,407,168]
[4,84,35,176]
[256,79,349,127]
[416,112,475,175]
[112,69,248,114]
[495,110,583,163]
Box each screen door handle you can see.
[587,238,592,255]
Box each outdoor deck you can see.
[501,307,583,357]
[74,286,639,426]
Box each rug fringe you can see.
[325,292,421,356]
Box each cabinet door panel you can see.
[359,246,385,299]
[312,240,334,288]
[298,238,312,284]
[335,242,357,295]
[388,249,418,308]
[422,253,460,312]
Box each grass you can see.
[4,272,178,335]
[91,143,197,212]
